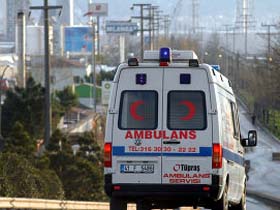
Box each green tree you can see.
[96,70,115,86]
[0,152,64,199]
[56,86,78,112]
[46,130,106,201]
[203,32,223,64]
[2,78,70,140]
[2,77,44,139]
[76,132,103,165]
[3,122,35,158]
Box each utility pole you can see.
[131,4,151,61]
[92,19,97,112]
[154,10,162,49]
[30,0,62,147]
[261,23,277,57]
[0,65,10,144]
[17,12,26,88]
[191,0,199,34]
[235,0,255,57]
[232,27,237,53]
[151,6,159,50]
[244,14,248,57]
[223,24,232,76]
[145,5,156,50]
[163,15,170,39]
[144,5,152,50]
[96,16,100,56]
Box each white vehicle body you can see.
[104,49,257,210]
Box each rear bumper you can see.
[105,174,221,204]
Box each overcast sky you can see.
[29,0,280,30]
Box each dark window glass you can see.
[168,91,207,130]
[119,91,158,129]
[230,102,240,139]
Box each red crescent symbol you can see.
[179,100,196,121]
[130,100,144,121]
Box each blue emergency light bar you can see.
[159,47,172,62]
[211,65,221,71]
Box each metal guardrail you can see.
[0,198,136,210]
[0,198,197,210]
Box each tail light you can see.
[212,144,222,169]
[104,143,112,167]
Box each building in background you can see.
[0,0,30,42]
[47,0,75,55]
[26,26,53,56]
[0,0,7,40]
[56,0,74,26]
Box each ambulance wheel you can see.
[230,185,246,210]
[110,197,126,210]
[213,184,229,210]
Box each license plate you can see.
[120,164,154,174]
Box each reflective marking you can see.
[113,146,212,156]
[113,146,245,166]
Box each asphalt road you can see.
[198,196,278,210]
[239,105,280,197]
[246,196,279,210]
[200,104,280,210]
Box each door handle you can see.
[163,140,181,144]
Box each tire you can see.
[110,197,127,210]
[213,184,229,210]
[230,185,246,210]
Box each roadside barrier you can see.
[0,198,196,210]
[0,198,135,210]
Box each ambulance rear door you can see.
[112,67,163,184]
[161,67,213,185]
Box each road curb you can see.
[247,189,280,206]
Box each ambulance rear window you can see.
[168,91,206,130]
[119,91,158,130]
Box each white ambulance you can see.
[104,48,257,210]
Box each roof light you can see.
[136,74,146,85]
[144,50,198,62]
[128,57,139,66]
[189,59,199,67]
[211,65,220,71]
[159,47,172,62]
